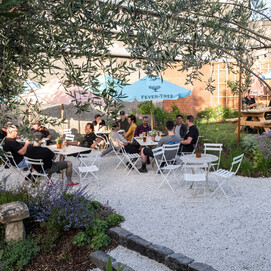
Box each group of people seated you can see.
[101,113,199,173]
[0,110,199,185]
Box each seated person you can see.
[26,132,78,186]
[92,114,106,133]
[174,114,187,139]
[180,115,199,153]
[31,121,52,144]
[67,123,105,151]
[134,116,151,137]
[0,124,7,142]
[117,111,129,132]
[243,91,257,109]
[123,115,137,141]
[2,125,30,168]
[101,122,139,156]
[138,120,181,173]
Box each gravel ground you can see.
[2,153,271,271]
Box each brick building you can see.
[163,60,271,115]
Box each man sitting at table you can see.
[175,114,187,139]
[180,115,199,153]
[66,123,105,151]
[2,125,30,168]
[101,122,139,157]
[134,116,151,137]
[117,111,129,132]
[243,91,257,109]
[123,114,137,141]
[31,120,51,140]
[26,132,78,186]
[138,120,180,173]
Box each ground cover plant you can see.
[0,180,124,271]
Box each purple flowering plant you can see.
[28,180,95,231]
[254,131,271,160]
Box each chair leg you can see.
[211,176,230,201]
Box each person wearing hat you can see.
[31,120,51,139]
[117,111,129,132]
[2,125,30,168]
[26,132,78,186]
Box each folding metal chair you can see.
[65,134,75,142]
[24,157,53,184]
[153,144,182,192]
[120,144,141,175]
[0,147,10,172]
[210,153,244,201]
[77,159,99,183]
[183,162,208,202]
[111,142,127,170]
[204,143,223,171]
[4,152,31,181]
[59,129,72,135]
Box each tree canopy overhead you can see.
[1,0,271,109]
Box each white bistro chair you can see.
[24,157,53,184]
[210,153,244,201]
[204,143,223,171]
[153,144,182,192]
[4,152,31,181]
[183,162,208,202]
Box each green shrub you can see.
[138,101,151,114]
[88,201,101,210]
[252,148,271,174]
[86,219,108,236]
[106,214,125,227]
[241,135,257,154]
[90,233,111,250]
[72,232,91,247]
[0,186,30,206]
[0,239,39,271]
[197,105,237,123]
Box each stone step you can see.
[89,227,217,271]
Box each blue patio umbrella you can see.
[122,76,191,102]
[22,80,41,94]
[121,76,191,128]
[262,71,271,80]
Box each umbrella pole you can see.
[61,104,64,136]
[151,101,153,130]
[237,66,242,146]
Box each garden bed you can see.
[0,181,124,271]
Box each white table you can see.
[180,154,218,182]
[47,145,91,156]
[134,136,159,147]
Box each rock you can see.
[0,201,30,242]
[0,201,30,223]
[165,253,194,271]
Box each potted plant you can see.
[149,130,157,141]
[194,140,204,158]
[56,136,63,149]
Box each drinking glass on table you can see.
[143,136,147,143]
[142,132,146,137]
[139,133,143,140]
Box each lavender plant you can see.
[28,180,95,231]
